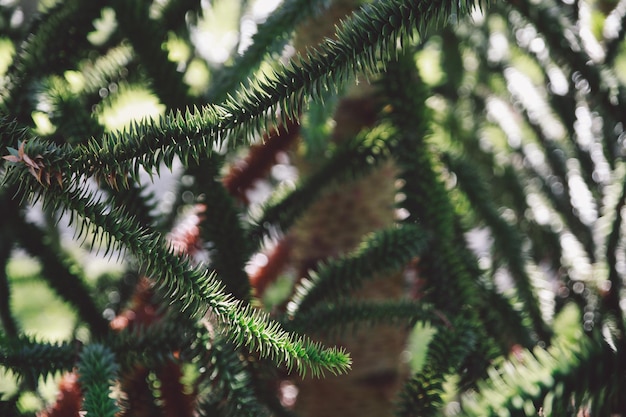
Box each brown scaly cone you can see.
[288,2,411,416]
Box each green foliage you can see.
[288,225,428,315]
[249,125,397,243]
[1,0,626,415]
[193,334,269,417]
[284,299,438,337]
[461,305,621,416]
[78,344,119,417]
[188,159,253,300]
[0,333,76,382]
[443,152,550,341]
[208,0,329,102]
[397,315,478,416]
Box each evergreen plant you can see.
[1,0,626,415]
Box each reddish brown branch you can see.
[223,119,300,204]
[156,361,196,417]
[118,366,159,417]
[250,237,293,298]
[38,372,82,417]
[110,205,205,417]
[165,203,205,258]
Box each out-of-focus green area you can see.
[5,256,77,341]
[1,256,77,410]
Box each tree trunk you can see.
[290,2,411,415]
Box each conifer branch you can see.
[461,330,610,416]
[603,176,626,337]
[288,225,428,316]
[208,0,329,102]
[248,124,394,245]
[383,62,479,312]
[396,367,445,417]
[383,54,504,386]
[395,143,511,379]
[0,190,20,338]
[547,90,600,196]
[3,0,623,413]
[509,0,626,131]
[476,279,536,350]
[78,343,120,417]
[531,161,597,261]
[2,173,351,378]
[1,0,104,117]
[443,153,551,342]
[42,75,105,144]
[111,0,194,110]
[498,15,601,196]
[104,181,159,230]
[396,315,477,417]
[194,334,269,417]
[217,304,351,377]
[505,90,598,261]
[0,117,29,156]
[79,43,135,95]
[472,89,597,262]
[6,0,484,189]
[0,267,17,338]
[107,319,192,371]
[0,333,77,381]
[15,216,110,336]
[284,299,438,337]
[187,161,252,300]
[496,166,563,270]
